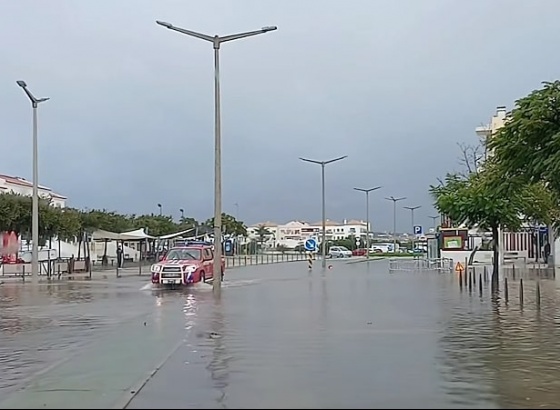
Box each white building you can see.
[247,221,279,247]
[0,174,67,208]
[248,219,371,248]
[475,106,508,162]
[277,220,313,248]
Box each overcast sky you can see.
[1,0,559,232]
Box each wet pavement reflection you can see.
[2,261,560,408]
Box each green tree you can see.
[205,213,247,237]
[57,208,81,242]
[132,214,177,237]
[430,166,556,285]
[0,193,26,233]
[488,80,560,196]
[255,225,272,246]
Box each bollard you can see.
[479,273,483,295]
[519,278,524,305]
[504,277,509,303]
[464,268,468,287]
[512,264,516,280]
[536,280,541,308]
[58,264,61,280]
[484,265,488,282]
[308,252,313,271]
[468,269,472,292]
[22,264,25,282]
[473,267,476,285]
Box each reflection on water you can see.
[204,299,230,406]
[441,274,560,409]
[130,264,560,409]
[4,263,560,409]
[0,279,153,395]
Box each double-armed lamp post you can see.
[156,21,277,294]
[353,186,381,260]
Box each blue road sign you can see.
[304,238,317,252]
[539,226,548,234]
[413,225,423,235]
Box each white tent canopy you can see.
[158,228,195,240]
[121,228,154,240]
[92,228,154,241]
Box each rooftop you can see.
[0,174,67,199]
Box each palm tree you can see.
[256,225,272,249]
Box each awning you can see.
[158,228,195,240]
[92,228,154,241]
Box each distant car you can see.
[328,246,352,258]
[294,245,306,253]
[352,248,368,256]
[151,244,225,288]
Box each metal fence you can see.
[224,252,307,268]
[388,257,454,273]
[1,251,309,280]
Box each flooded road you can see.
[1,261,560,408]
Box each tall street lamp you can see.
[385,196,406,252]
[353,186,381,260]
[16,80,49,283]
[299,156,347,268]
[403,205,421,233]
[157,203,162,216]
[180,208,184,220]
[429,215,439,230]
[404,205,421,251]
[234,202,239,220]
[156,21,277,295]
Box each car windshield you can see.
[165,248,201,261]
[338,246,349,251]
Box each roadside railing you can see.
[224,252,307,268]
[388,257,454,273]
[0,252,309,280]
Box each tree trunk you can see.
[86,234,91,273]
[102,239,108,266]
[82,234,87,262]
[491,224,500,288]
[77,235,82,260]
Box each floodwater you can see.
[1,261,560,409]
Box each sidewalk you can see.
[0,255,308,284]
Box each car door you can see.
[204,248,214,278]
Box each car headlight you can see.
[183,265,197,273]
[151,264,161,273]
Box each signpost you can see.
[455,261,464,273]
[305,238,317,271]
[304,238,318,252]
[413,225,423,236]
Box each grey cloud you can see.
[1,0,560,232]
